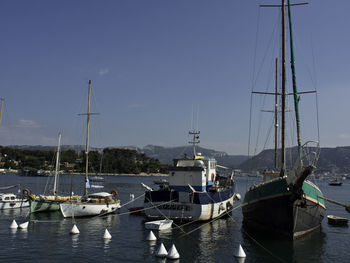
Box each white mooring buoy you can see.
[234,244,246,258]
[10,220,18,229]
[167,243,180,259]
[156,242,168,258]
[146,230,157,241]
[18,221,29,229]
[70,224,80,235]
[104,229,112,239]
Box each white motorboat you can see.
[145,219,173,230]
[0,193,29,209]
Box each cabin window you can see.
[11,197,15,200]
[5,197,10,200]
[0,198,2,201]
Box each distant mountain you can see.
[239,146,350,174]
[140,145,248,167]
[9,144,350,173]
[8,145,102,152]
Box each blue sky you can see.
[0,0,349,155]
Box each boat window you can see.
[11,197,15,200]
[5,197,10,200]
[0,197,2,201]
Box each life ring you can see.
[22,188,30,196]
[211,173,215,182]
[110,190,118,199]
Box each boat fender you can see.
[22,189,30,197]
[111,190,118,199]
[211,173,215,182]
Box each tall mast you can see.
[280,0,286,176]
[0,98,4,127]
[274,58,279,169]
[84,80,92,199]
[287,0,302,157]
[53,132,62,196]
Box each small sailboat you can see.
[30,133,81,213]
[59,80,120,218]
[242,0,326,239]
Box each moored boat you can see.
[30,133,81,213]
[144,219,173,230]
[0,192,29,209]
[143,130,238,221]
[327,215,348,226]
[242,0,325,239]
[59,80,121,218]
[60,192,120,218]
[328,179,342,186]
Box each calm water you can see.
[0,174,349,263]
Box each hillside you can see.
[239,146,350,174]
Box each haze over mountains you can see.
[7,144,350,174]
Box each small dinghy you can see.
[327,215,348,226]
[144,219,173,230]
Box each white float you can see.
[146,230,157,241]
[18,221,29,229]
[104,229,112,239]
[156,242,168,257]
[167,244,180,259]
[70,224,80,235]
[234,244,246,258]
[10,220,18,229]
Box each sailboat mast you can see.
[0,98,4,127]
[287,0,302,156]
[84,80,92,199]
[280,0,286,176]
[53,132,62,196]
[274,58,278,169]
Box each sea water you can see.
[0,174,349,262]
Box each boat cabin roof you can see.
[88,192,112,198]
[0,193,16,198]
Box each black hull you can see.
[242,193,325,239]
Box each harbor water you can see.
[0,174,349,262]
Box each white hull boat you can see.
[145,219,173,230]
[143,130,237,222]
[60,192,120,218]
[60,81,121,218]
[0,193,29,210]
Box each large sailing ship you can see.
[242,0,326,239]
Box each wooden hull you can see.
[30,199,60,213]
[242,179,326,239]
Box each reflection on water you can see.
[242,226,326,263]
[103,238,111,250]
[148,240,157,255]
[235,257,246,263]
[71,234,79,249]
